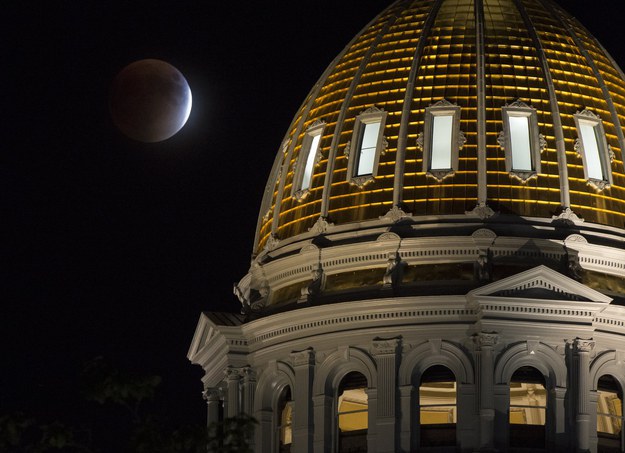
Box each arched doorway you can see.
[337,371,368,452]
[597,374,624,453]
[277,386,293,453]
[509,366,546,449]
[419,364,457,448]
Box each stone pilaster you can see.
[291,348,315,452]
[225,367,242,418]
[371,338,400,453]
[474,332,498,451]
[574,338,594,452]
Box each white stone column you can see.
[242,367,256,415]
[203,387,221,426]
[372,338,400,453]
[241,367,256,449]
[474,332,498,451]
[398,384,413,452]
[225,367,242,418]
[574,339,595,452]
[313,394,333,453]
[291,348,315,452]
[366,387,378,451]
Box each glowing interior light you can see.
[357,121,381,176]
[301,133,322,190]
[509,115,532,171]
[579,122,604,180]
[431,114,454,169]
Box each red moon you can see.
[110,59,192,143]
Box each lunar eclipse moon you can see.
[110,59,192,143]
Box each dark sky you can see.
[3,0,624,436]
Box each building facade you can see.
[188,0,625,451]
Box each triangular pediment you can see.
[468,265,612,304]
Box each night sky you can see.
[3,0,624,439]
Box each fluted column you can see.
[291,348,315,452]
[574,339,595,452]
[242,367,256,415]
[372,338,400,453]
[225,367,242,418]
[474,332,499,451]
[203,387,222,426]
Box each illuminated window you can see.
[293,120,325,201]
[345,106,388,189]
[420,99,464,181]
[574,110,614,191]
[509,367,546,449]
[337,372,368,452]
[498,101,545,182]
[419,365,457,448]
[597,374,623,452]
[277,386,293,453]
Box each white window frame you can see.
[345,106,388,189]
[574,109,614,191]
[292,120,325,201]
[498,100,546,182]
[419,99,465,181]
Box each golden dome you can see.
[255,0,625,254]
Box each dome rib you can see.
[545,0,625,167]
[320,2,407,219]
[475,0,488,209]
[261,3,397,246]
[513,0,570,208]
[393,0,445,209]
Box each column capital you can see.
[371,337,401,355]
[573,338,595,353]
[474,331,499,348]
[225,366,244,381]
[291,348,315,367]
[202,387,221,402]
[242,366,256,383]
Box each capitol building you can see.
[188,0,625,451]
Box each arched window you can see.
[277,386,293,453]
[419,365,457,447]
[597,374,624,453]
[337,371,368,452]
[509,366,546,449]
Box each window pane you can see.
[509,115,532,171]
[301,134,321,190]
[509,382,547,426]
[431,115,454,170]
[579,122,604,180]
[338,388,368,431]
[357,121,381,176]
[419,381,457,424]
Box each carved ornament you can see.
[475,332,499,348]
[466,203,495,219]
[309,216,333,234]
[371,338,400,355]
[379,205,411,222]
[574,338,595,353]
[291,348,315,367]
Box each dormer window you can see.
[345,106,388,188]
[419,99,465,181]
[498,101,545,182]
[293,120,325,201]
[574,110,614,191]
